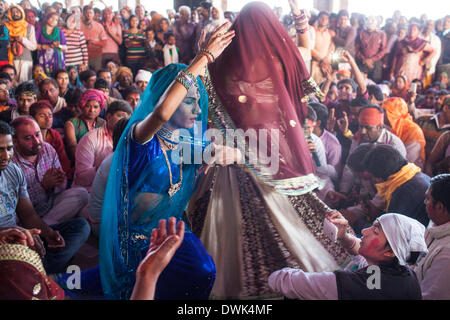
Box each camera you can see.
[331,47,345,70]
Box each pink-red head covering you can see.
[358,106,384,126]
[208,1,322,193]
[79,89,108,110]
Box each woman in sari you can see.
[99,23,237,299]
[64,89,107,161]
[391,23,435,84]
[35,12,67,76]
[187,1,348,299]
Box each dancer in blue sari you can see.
[99,23,236,299]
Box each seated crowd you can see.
[0,0,449,300]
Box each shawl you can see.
[376,163,421,210]
[5,5,28,63]
[382,97,426,163]
[41,25,61,42]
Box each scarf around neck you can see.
[42,25,61,42]
[163,44,179,65]
[376,163,421,210]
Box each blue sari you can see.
[99,64,215,299]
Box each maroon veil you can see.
[208,1,323,194]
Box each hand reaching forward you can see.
[131,218,185,300]
[326,210,349,240]
[0,227,40,247]
[337,111,349,134]
[288,0,301,15]
[0,227,46,258]
[199,21,235,62]
[136,218,185,279]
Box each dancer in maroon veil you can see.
[188,1,349,299]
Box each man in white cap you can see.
[268,211,427,300]
[134,69,152,95]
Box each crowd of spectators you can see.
[0,0,449,300]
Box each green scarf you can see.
[42,25,61,42]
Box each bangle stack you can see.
[292,9,309,34]
[199,48,215,64]
[175,69,197,91]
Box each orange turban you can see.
[358,107,384,126]
[382,97,426,163]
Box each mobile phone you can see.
[410,82,417,93]
[323,218,338,242]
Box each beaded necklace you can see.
[157,135,183,198]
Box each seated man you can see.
[332,96,369,165]
[123,86,141,111]
[310,102,342,180]
[332,143,385,235]
[0,79,14,112]
[414,174,450,299]
[114,66,134,98]
[305,106,337,200]
[268,211,426,299]
[367,84,384,106]
[11,116,88,226]
[52,88,82,133]
[0,81,37,123]
[338,105,407,196]
[97,68,122,99]
[361,144,430,228]
[29,100,73,180]
[134,69,152,95]
[0,120,90,274]
[79,69,97,90]
[95,78,117,115]
[38,78,66,114]
[73,100,132,192]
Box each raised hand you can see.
[326,108,336,132]
[41,168,65,191]
[288,0,301,15]
[326,210,349,240]
[199,22,235,61]
[136,218,185,278]
[337,111,349,134]
[341,49,354,63]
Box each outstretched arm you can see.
[289,0,311,50]
[341,50,367,95]
[134,22,235,144]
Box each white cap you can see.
[378,213,428,265]
[135,70,152,83]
